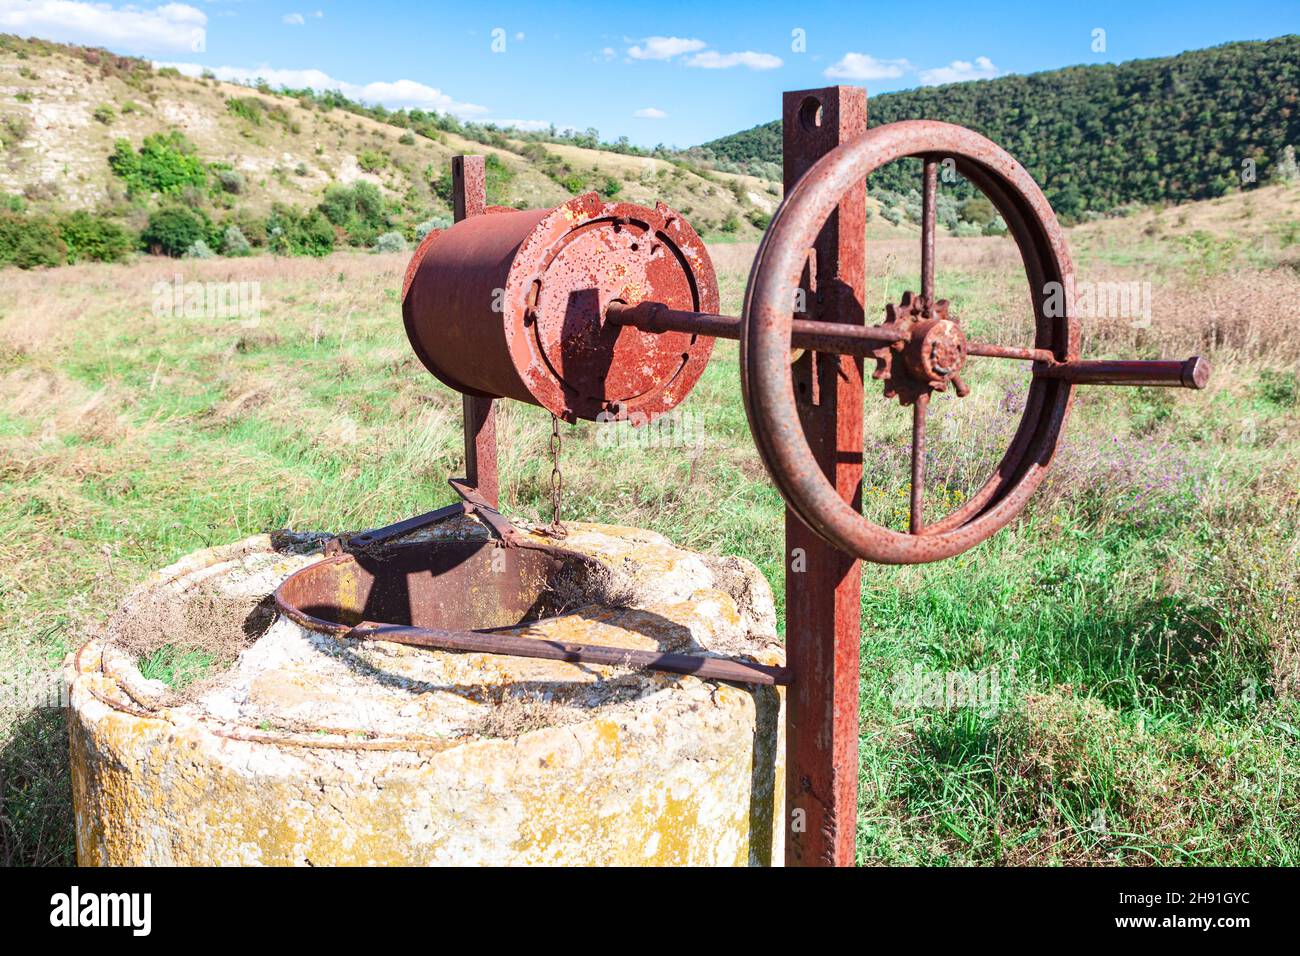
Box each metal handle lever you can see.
[1035,356,1209,389]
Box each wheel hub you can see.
[870,292,968,405]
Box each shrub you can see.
[109,132,207,196]
[141,205,210,257]
[221,225,252,257]
[599,176,622,199]
[719,215,741,234]
[1257,369,1299,408]
[959,195,997,226]
[432,166,454,202]
[226,97,262,124]
[0,211,67,268]
[398,132,416,146]
[1,113,30,150]
[92,105,115,125]
[58,211,133,263]
[373,231,407,253]
[415,216,451,240]
[232,209,267,247]
[215,169,244,194]
[1274,145,1300,184]
[184,239,216,259]
[357,149,387,173]
[317,181,390,245]
[746,209,772,230]
[266,204,334,257]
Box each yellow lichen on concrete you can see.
[68,523,785,866]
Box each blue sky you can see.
[1,0,1296,145]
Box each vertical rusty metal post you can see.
[452,155,499,508]
[782,87,867,866]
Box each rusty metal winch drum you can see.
[403,193,719,423]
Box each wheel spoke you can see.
[965,341,1056,363]
[910,393,928,534]
[921,159,937,305]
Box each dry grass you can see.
[0,185,1297,866]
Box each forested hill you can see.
[701,36,1300,218]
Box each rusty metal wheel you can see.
[742,120,1080,564]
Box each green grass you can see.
[0,223,1297,864]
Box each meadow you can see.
[1,185,1297,865]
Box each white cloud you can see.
[824,52,912,80]
[685,50,782,71]
[282,10,322,26]
[634,107,667,119]
[919,56,999,85]
[0,0,207,56]
[626,36,706,61]
[155,60,489,115]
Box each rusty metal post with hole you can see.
[781,86,867,867]
[452,155,500,508]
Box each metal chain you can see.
[547,414,567,538]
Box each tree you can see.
[141,206,209,257]
[108,132,207,196]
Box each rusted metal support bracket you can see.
[781,86,868,868]
[453,155,500,509]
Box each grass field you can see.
[1,186,1298,866]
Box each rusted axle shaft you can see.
[607,301,1208,389]
[1038,357,1210,388]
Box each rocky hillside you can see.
[0,32,795,266]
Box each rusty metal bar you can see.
[346,502,469,550]
[610,302,1206,391]
[452,154,500,508]
[966,341,1056,362]
[910,393,928,534]
[921,158,937,304]
[609,300,905,352]
[781,86,867,868]
[1037,356,1210,388]
[347,623,791,686]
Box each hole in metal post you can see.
[798,96,823,131]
